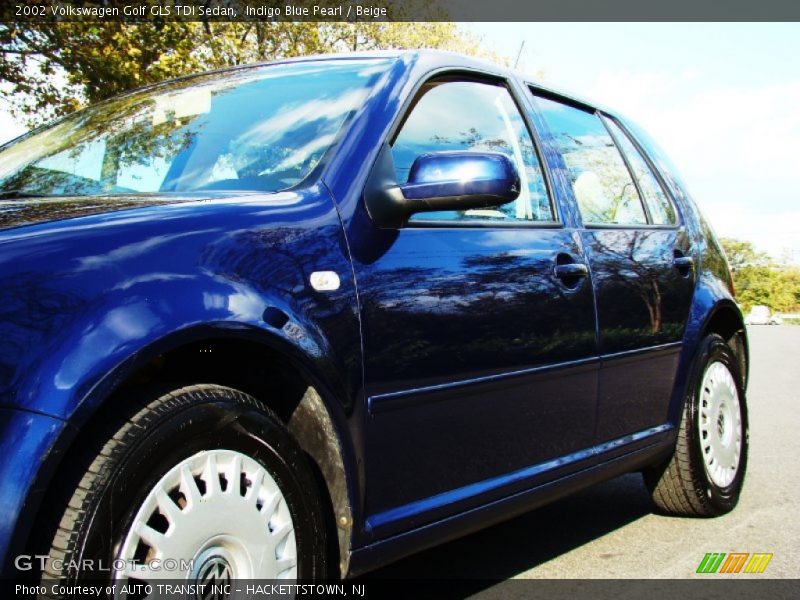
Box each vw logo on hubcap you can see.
[195,555,232,600]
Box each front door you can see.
[353,78,599,535]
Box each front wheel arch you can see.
[39,384,330,585]
[26,332,356,579]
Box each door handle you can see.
[554,257,589,290]
[554,263,589,278]
[672,254,694,276]
[554,252,589,289]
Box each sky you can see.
[0,23,798,262]
[466,23,800,263]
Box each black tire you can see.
[40,384,328,590]
[644,333,749,516]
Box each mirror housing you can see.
[364,146,521,228]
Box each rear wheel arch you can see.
[645,332,748,516]
[701,301,748,389]
[29,331,357,579]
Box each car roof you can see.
[276,49,619,118]
[98,49,621,125]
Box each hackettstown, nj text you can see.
[18,583,363,597]
[247,584,363,596]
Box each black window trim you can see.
[598,113,654,225]
[386,69,563,230]
[598,112,684,229]
[523,83,684,231]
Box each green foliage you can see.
[1,7,498,126]
[719,237,771,270]
[721,237,800,313]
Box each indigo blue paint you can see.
[365,423,672,532]
[401,151,520,202]
[0,51,745,575]
[0,409,64,570]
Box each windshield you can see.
[0,59,389,198]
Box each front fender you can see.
[0,185,362,422]
[19,282,349,423]
[0,187,364,574]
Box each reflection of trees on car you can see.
[0,63,383,198]
[0,82,206,195]
[586,230,665,334]
[564,141,644,225]
[394,81,550,222]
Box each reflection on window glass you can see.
[0,60,390,197]
[37,138,106,183]
[604,118,677,225]
[624,120,690,206]
[393,81,553,223]
[535,95,646,225]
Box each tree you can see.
[720,237,800,313]
[1,5,497,127]
[719,237,771,271]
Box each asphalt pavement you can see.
[365,326,800,583]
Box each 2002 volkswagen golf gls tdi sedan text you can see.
[0,51,748,584]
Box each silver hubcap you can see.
[698,361,742,488]
[113,449,297,589]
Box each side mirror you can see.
[364,146,521,228]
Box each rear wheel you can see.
[40,384,328,591]
[644,334,748,516]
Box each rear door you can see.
[531,93,695,444]
[354,77,599,534]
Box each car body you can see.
[0,51,749,583]
[745,305,781,325]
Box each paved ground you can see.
[367,326,799,583]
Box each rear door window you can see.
[602,117,678,225]
[533,95,647,226]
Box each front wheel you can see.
[644,334,749,516]
[40,384,328,590]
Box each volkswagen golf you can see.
[0,51,748,586]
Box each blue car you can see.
[0,51,748,584]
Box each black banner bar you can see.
[4,579,800,600]
[2,0,800,23]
